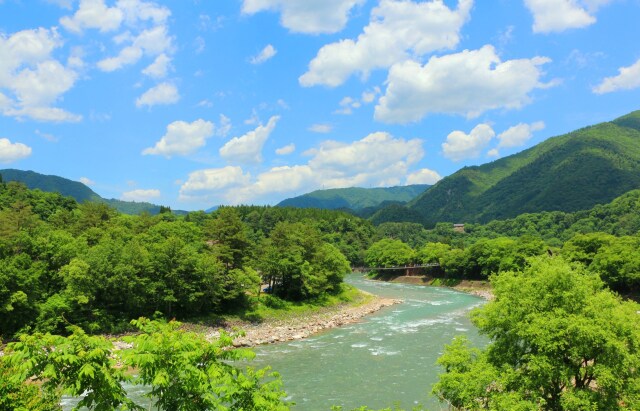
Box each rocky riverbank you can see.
[201,296,401,347]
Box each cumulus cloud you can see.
[406,168,442,185]
[593,58,640,94]
[60,0,124,33]
[135,82,179,108]
[497,121,545,148]
[182,131,425,205]
[250,44,277,65]
[219,116,279,164]
[97,24,173,72]
[0,28,81,122]
[143,119,215,157]
[179,166,251,199]
[299,0,472,87]
[121,188,161,202]
[61,0,174,74]
[0,138,32,163]
[375,45,550,123]
[442,124,495,162]
[524,0,614,33]
[275,143,295,155]
[241,0,364,34]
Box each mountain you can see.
[405,110,640,226]
[0,169,169,215]
[276,185,430,211]
[0,169,101,203]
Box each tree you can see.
[3,318,290,411]
[433,257,640,410]
[364,239,415,268]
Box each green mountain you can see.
[276,184,430,211]
[0,169,101,203]
[405,110,640,225]
[0,169,168,215]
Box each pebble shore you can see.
[205,296,401,348]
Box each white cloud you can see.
[593,58,640,94]
[406,168,442,185]
[305,131,424,188]
[442,124,495,161]
[121,188,161,202]
[0,28,81,122]
[523,0,614,33]
[135,82,179,108]
[275,143,295,155]
[142,53,171,78]
[219,116,279,164]
[309,123,332,133]
[179,166,251,199]
[250,44,277,65]
[80,177,95,186]
[97,25,173,72]
[241,0,364,34]
[497,121,545,148]
[182,131,425,205]
[335,87,381,115]
[487,148,500,157]
[299,0,472,87]
[375,45,550,123]
[117,0,171,25]
[0,138,32,163]
[60,0,124,33]
[143,119,214,157]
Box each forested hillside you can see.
[372,111,640,226]
[277,184,429,211]
[0,181,373,340]
[0,169,170,215]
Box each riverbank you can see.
[372,274,494,300]
[184,293,401,348]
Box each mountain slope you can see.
[0,169,165,215]
[408,110,640,225]
[0,169,101,203]
[277,184,430,211]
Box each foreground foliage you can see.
[3,318,289,411]
[433,257,640,410]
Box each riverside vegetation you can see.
[2,173,640,409]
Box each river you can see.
[62,274,486,410]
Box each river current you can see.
[62,274,486,410]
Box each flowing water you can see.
[62,274,486,410]
[251,274,486,410]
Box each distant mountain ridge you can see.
[400,110,640,226]
[0,169,169,215]
[276,184,430,211]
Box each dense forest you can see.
[0,179,375,340]
[2,178,640,409]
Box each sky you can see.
[1,0,639,211]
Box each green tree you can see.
[433,257,640,410]
[365,238,415,268]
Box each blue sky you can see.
[1,0,639,210]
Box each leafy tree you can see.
[433,257,640,410]
[3,319,290,411]
[365,238,415,268]
[258,222,350,300]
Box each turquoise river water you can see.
[63,274,486,410]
